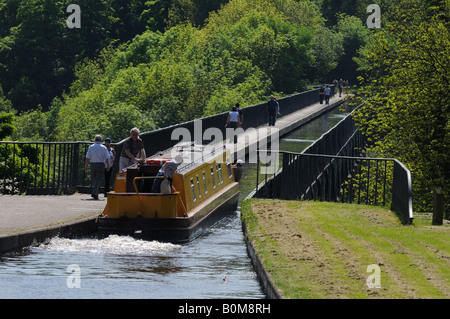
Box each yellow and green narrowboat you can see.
[97,143,241,243]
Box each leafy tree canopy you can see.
[50,0,328,141]
[354,0,450,212]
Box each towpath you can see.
[0,193,105,236]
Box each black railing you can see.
[302,102,365,157]
[254,152,413,224]
[119,86,335,159]
[0,141,113,195]
[392,160,414,223]
[252,105,414,224]
[1,87,335,195]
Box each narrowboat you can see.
[97,142,241,243]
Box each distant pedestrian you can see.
[104,137,115,197]
[85,135,110,200]
[319,86,325,104]
[235,102,244,127]
[339,79,344,97]
[225,106,242,143]
[324,86,331,105]
[266,96,279,126]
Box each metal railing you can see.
[0,141,109,195]
[122,86,335,159]
[252,104,414,224]
[1,87,334,195]
[254,152,413,224]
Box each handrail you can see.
[254,151,414,224]
[132,176,186,217]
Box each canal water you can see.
[0,104,352,299]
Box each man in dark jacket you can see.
[266,96,279,126]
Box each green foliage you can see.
[11,108,47,141]
[320,0,374,26]
[0,0,205,112]
[0,111,15,139]
[310,26,344,81]
[0,0,117,111]
[8,0,363,143]
[354,0,450,213]
[328,14,369,83]
[0,143,42,194]
[0,84,12,112]
[41,0,325,141]
[167,0,230,27]
[10,97,61,141]
[340,158,395,209]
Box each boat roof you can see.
[149,142,229,173]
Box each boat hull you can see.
[97,185,239,243]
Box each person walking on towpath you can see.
[235,102,244,127]
[338,78,344,97]
[324,85,331,105]
[225,105,242,143]
[266,96,279,126]
[85,135,110,200]
[319,86,325,104]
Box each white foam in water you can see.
[38,235,182,256]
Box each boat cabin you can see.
[103,143,237,220]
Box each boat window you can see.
[210,166,215,189]
[190,177,196,202]
[196,175,201,198]
[216,164,223,185]
[227,163,232,179]
[202,171,207,195]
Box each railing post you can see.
[11,143,15,194]
[392,160,414,224]
[280,152,289,199]
[71,142,79,193]
[432,187,444,225]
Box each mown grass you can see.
[241,199,450,299]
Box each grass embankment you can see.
[241,199,450,299]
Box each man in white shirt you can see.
[85,135,110,199]
[324,86,331,105]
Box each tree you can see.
[167,0,230,27]
[329,14,369,84]
[0,0,116,111]
[310,26,344,82]
[0,84,12,112]
[10,0,346,142]
[203,0,316,93]
[0,0,179,112]
[320,0,373,26]
[0,111,15,139]
[354,0,450,213]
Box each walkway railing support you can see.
[252,106,414,225]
